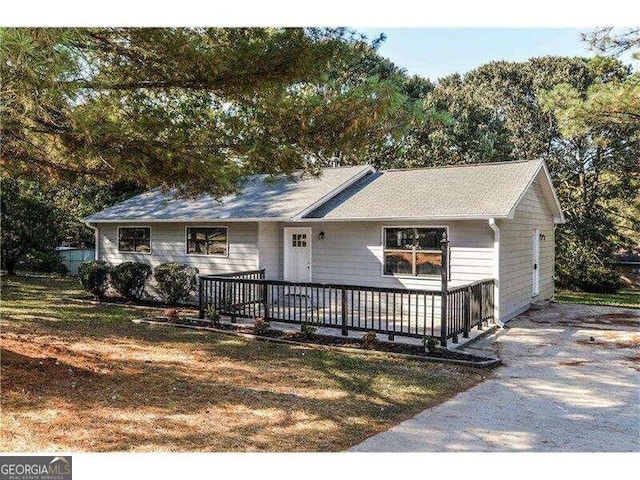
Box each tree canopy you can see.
[1,28,416,196]
[2,26,638,291]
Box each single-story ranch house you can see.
[85,159,564,345]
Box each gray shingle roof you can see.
[84,165,371,222]
[85,160,557,223]
[305,159,545,220]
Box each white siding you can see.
[98,222,259,275]
[498,178,556,321]
[280,220,494,290]
[257,222,281,280]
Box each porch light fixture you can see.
[318,231,325,240]
[539,233,546,241]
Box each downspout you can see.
[488,218,502,327]
[83,221,100,261]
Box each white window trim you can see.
[380,225,449,279]
[184,225,229,258]
[117,226,152,255]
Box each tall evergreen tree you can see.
[1,28,413,196]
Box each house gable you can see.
[505,161,564,223]
[303,159,562,222]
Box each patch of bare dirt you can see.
[1,333,139,375]
[624,355,640,371]
[558,359,593,367]
[0,348,101,396]
[531,312,639,330]
[576,336,640,349]
[583,313,640,328]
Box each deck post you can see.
[262,282,269,320]
[478,283,484,330]
[341,287,348,336]
[463,285,471,338]
[440,231,449,347]
[198,277,204,319]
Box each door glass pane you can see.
[292,233,308,248]
[384,251,413,275]
[385,228,414,249]
[416,252,442,276]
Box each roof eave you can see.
[297,214,510,222]
[84,217,292,223]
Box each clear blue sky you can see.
[357,28,636,81]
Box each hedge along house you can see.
[84,159,564,346]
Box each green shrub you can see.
[361,331,378,349]
[576,265,621,293]
[154,262,199,305]
[253,317,270,335]
[556,243,621,293]
[21,251,68,275]
[556,225,621,294]
[423,336,438,354]
[300,322,317,339]
[164,308,179,323]
[110,262,152,301]
[204,305,221,326]
[78,260,111,298]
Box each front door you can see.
[284,227,312,282]
[532,228,540,297]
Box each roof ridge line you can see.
[379,158,542,173]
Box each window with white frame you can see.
[118,227,151,253]
[186,226,228,256]
[383,227,446,277]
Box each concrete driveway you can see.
[352,303,640,452]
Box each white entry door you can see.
[284,227,312,283]
[532,229,540,297]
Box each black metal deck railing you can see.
[198,269,494,347]
[445,279,495,344]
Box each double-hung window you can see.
[186,226,228,256]
[383,227,446,277]
[118,227,151,253]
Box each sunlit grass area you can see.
[0,274,488,452]
[555,290,640,309]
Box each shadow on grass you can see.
[1,273,486,451]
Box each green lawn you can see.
[555,289,640,309]
[0,274,488,452]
